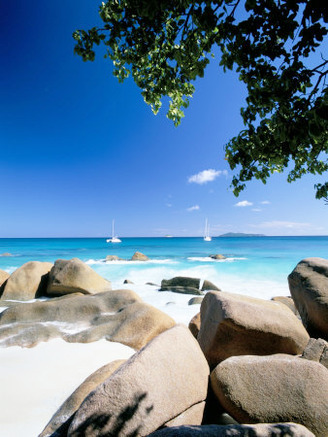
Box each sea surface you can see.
[1,235,327,298]
[0,236,327,437]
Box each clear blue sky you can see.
[1,0,327,237]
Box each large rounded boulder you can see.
[68,325,210,437]
[46,258,112,296]
[210,354,328,437]
[0,289,175,349]
[197,291,309,367]
[288,257,328,339]
[1,261,53,301]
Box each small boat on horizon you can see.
[204,219,212,242]
[106,220,122,243]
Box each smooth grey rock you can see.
[47,258,112,296]
[211,354,328,437]
[131,252,149,261]
[198,291,310,367]
[1,261,53,301]
[106,255,122,261]
[188,297,203,305]
[68,325,210,437]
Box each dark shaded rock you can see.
[46,258,112,297]
[188,313,201,338]
[68,325,210,437]
[288,257,328,339]
[161,286,203,295]
[201,280,220,292]
[161,277,200,290]
[211,354,328,437]
[209,254,226,260]
[40,360,126,437]
[147,423,315,436]
[1,261,53,301]
[124,279,134,284]
[131,252,149,261]
[197,291,309,368]
[188,297,203,305]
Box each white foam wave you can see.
[187,256,247,262]
[85,258,177,266]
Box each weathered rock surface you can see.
[148,423,315,436]
[46,258,112,296]
[288,257,328,339]
[271,296,298,315]
[161,277,203,295]
[68,325,210,437]
[201,280,220,292]
[0,269,9,287]
[188,297,203,305]
[301,337,328,369]
[124,279,134,284]
[189,312,201,338]
[211,354,328,437]
[40,359,126,437]
[131,251,149,261]
[106,255,122,261]
[163,286,203,295]
[0,290,175,349]
[161,277,200,290]
[197,291,309,367]
[1,261,53,301]
[0,252,13,257]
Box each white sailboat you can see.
[204,219,212,241]
[106,220,122,243]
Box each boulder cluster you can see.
[0,257,328,436]
[0,258,175,349]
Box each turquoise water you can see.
[0,236,327,299]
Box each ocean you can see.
[1,235,327,297]
[0,236,327,436]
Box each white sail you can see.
[106,220,122,243]
[204,219,212,241]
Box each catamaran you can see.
[106,220,122,243]
[204,218,212,241]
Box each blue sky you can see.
[1,0,327,237]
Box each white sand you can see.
[0,339,134,437]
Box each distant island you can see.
[218,232,266,237]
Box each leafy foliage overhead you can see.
[73,0,328,199]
